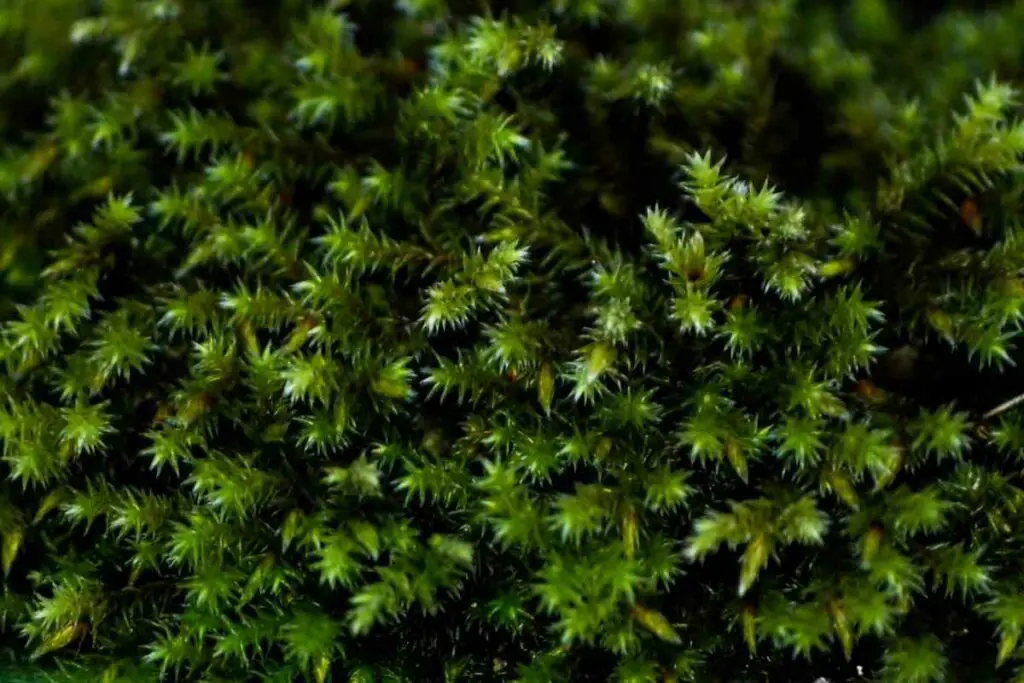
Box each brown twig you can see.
[982,392,1024,420]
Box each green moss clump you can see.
[3,1,1024,681]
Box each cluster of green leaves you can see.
[4,0,1024,682]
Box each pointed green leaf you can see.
[738,534,769,596]
[632,605,681,644]
[538,361,555,415]
[2,527,22,576]
[741,606,757,653]
[999,630,1021,668]
[33,622,85,659]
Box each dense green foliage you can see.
[4,0,1024,681]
